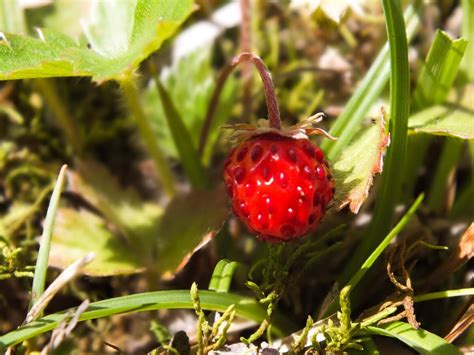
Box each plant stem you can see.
[120,77,175,197]
[199,52,281,156]
[321,3,420,160]
[338,0,411,286]
[35,79,83,154]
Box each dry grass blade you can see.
[444,303,474,343]
[40,299,90,354]
[24,252,95,324]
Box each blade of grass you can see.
[155,80,208,189]
[461,0,474,81]
[338,0,411,286]
[0,290,295,349]
[403,30,468,197]
[412,30,468,110]
[367,321,462,355]
[208,259,239,293]
[321,3,420,160]
[414,288,474,303]
[30,164,67,309]
[120,77,176,197]
[321,194,424,317]
[25,253,95,324]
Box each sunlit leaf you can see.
[408,105,474,139]
[68,160,163,244]
[332,112,390,213]
[50,208,144,276]
[367,321,461,355]
[0,0,195,82]
[412,30,468,110]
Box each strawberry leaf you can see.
[0,0,195,82]
[51,208,144,276]
[68,160,163,244]
[157,185,228,279]
[332,112,390,213]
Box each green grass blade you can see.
[367,322,461,355]
[413,30,468,110]
[338,0,411,286]
[155,80,208,189]
[30,164,67,309]
[208,259,239,293]
[462,0,474,80]
[414,288,474,303]
[403,30,468,197]
[345,195,423,291]
[321,3,420,160]
[0,290,295,349]
[322,194,424,317]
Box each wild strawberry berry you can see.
[223,133,334,243]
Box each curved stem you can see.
[120,77,176,197]
[199,52,281,156]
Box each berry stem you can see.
[199,52,281,156]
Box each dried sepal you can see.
[223,112,337,144]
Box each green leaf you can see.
[461,0,474,80]
[332,113,390,213]
[69,160,163,244]
[50,208,144,276]
[0,0,195,82]
[208,259,239,293]
[155,80,208,189]
[403,30,468,197]
[52,162,228,277]
[367,322,461,355]
[321,3,420,160]
[412,30,468,110]
[145,46,238,163]
[414,288,474,303]
[157,186,229,278]
[408,105,474,139]
[322,194,424,317]
[338,0,411,288]
[0,290,293,349]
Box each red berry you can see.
[223,133,335,242]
